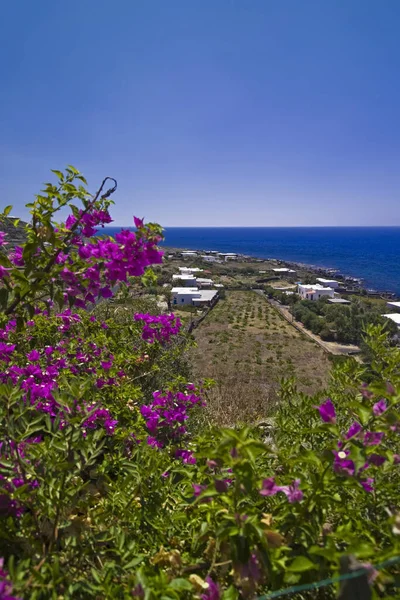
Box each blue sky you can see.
[1,0,400,226]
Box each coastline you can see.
[161,243,397,299]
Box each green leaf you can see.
[287,556,316,572]
[168,578,192,591]
[51,169,65,181]
[222,585,239,600]
[66,165,80,175]
[3,205,12,217]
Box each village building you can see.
[316,278,340,289]
[172,274,197,287]
[297,283,335,301]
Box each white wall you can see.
[172,292,199,306]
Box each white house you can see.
[272,268,297,278]
[181,251,198,259]
[383,313,400,327]
[298,284,335,301]
[328,298,351,305]
[178,267,203,274]
[171,287,201,306]
[387,301,400,311]
[171,287,219,307]
[316,278,340,289]
[192,290,219,306]
[196,278,214,288]
[202,255,220,263]
[172,274,197,287]
[218,253,238,261]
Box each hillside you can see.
[0,216,27,247]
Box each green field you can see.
[191,291,331,425]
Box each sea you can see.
[101,227,400,296]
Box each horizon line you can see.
[105,224,400,229]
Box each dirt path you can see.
[254,291,361,356]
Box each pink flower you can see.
[134,216,144,229]
[65,214,77,230]
[201,577,220,600]
[0,232,7,246]
[283,479,303,503]
[360,478,374,493]
[364,432,384,446]
[333,449,355,476]
[260,477,282,496]
[193,483,206,497]
[316,399,336,424]
[373,399,387,416]
[27,349,40,362]
[346,421,362,439]
[215,479,228,493]
[369,454,386,467]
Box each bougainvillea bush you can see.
[0,168,399,599]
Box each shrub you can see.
[0,168,398,598]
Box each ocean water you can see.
[101,227,400,295]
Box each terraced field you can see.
[191,291,331,425]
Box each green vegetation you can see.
[191,291,330,425]
[0,169,399,598]
[290,297,398,344]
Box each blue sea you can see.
[101,227,400,295]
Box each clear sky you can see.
[1,1,400,226]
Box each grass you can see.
[191,291,331,426]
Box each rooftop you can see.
[178,267,203,272]
[171,287,200,293]
[273,268,296,273]
[317,278,339,284]
[193,290,219,302]
[328,298,351,304]
[383,313,400,325]
[172,274,197,280]
[387,301,400,310]
[298,283,334,291]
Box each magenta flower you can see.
[316,399,336,424]
[134,216,144,229]
[283,479,303,503]
[193,483,207,497]
[360,478,374,493]
[260,477,282,496]
[369,454,386,467]
[175,449,196,464]
[364,431,384,446]
[373,399,387,416]
[201,577,220,600]
[346,421,362,439]
[333,449,355,476]
[27,349,40,362]
[215,479,228,493]
[0,232,7,246]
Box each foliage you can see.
[0,168,399,599]
[290,297,398,345]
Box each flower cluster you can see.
[0,437,41,518]
[65,208,113,237]
[0,558,20,600]
[0,315,120,434]
[134,313,182,344]
[140,388,205,453]
[4,211,163,311]
[316,397,392,493]
[259,477,303,503]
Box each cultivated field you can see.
[191,291,331,425]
